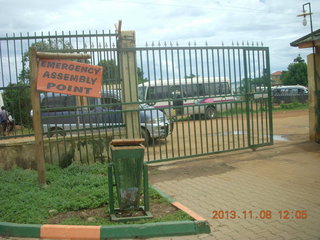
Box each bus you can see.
[138,77,234,119]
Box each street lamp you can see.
[297,2,315,57]
[303,16,307,26]
[297,2,319,144]
[297,3,314,39]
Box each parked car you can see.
[272,85,308,104]
[37,90,173,143]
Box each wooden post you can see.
[29,50,92,186]
[119,31,140,138]
[29,47,46,186]
[307,52,320,143]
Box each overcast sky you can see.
[0,0,320,73]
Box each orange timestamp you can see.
[212,210,308,220]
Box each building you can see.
[290,28,320,143]
[271,71,282,85]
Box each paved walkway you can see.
[150,112,320,240]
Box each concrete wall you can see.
[0,134,114,170]
[307,52,320,143]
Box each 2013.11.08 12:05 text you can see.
[212,210,308,220]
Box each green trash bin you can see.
[110,139,145,210]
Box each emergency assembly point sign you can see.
[37,59,103,98]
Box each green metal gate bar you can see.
[134,43,273,163]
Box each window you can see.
[138,86,147,100]
[147,86,172,100]
[102,97,121,110]
[65,96,76,106]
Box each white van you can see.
[272,85,308,104]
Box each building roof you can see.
[290,29,320,48]
[272,71,282,76]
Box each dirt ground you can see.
[149,109,313,183]
[46,201,177,224]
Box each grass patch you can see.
[276,102,308,111]
[0,163,192,225]
[218,101,308,118]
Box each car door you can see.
[100,97,123,127]
[41,94,78,125]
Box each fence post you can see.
[307,53,320,142]
[29,47,46,186]
[119,31,140,139]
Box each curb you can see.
[150,185,206,222]
[0,187,210,239]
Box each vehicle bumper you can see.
[146,122,173,139]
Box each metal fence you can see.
[0,30,119,138]
[0,30,273,165]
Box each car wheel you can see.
[205,106,217,119]
[141,127,151,146]
[48,127,66,137]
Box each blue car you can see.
[38,90,173,143]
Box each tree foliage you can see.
[19,39,74,84]
[3,83,32,127]
[98,59,148,84]
[137,67,148,84]
[98,60,119,84]
[248,76,269,87]
[3,39,73,127]
[281,55,308,86]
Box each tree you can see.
[98,60,148,85]
[98,59,119,84]
[248,76,269,87]
[3,39,73,127]
[281,55,308,86]
[137,67,148,84]
[19,39,74,84]
[3,83,32,128]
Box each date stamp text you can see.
[212,210,308,220]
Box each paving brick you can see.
[277,231,299,240]
[151,136,320,240]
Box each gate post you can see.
[119,31,140,138]
[307,53,320,142]
[243,49,252,148]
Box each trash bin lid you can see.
[110,138,145,146]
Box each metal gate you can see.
[135,43,273,163]
[0,30,272,165]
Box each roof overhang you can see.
[290,29,320,49]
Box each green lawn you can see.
[0,163,191,225]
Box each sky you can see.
[0,0,320,74]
